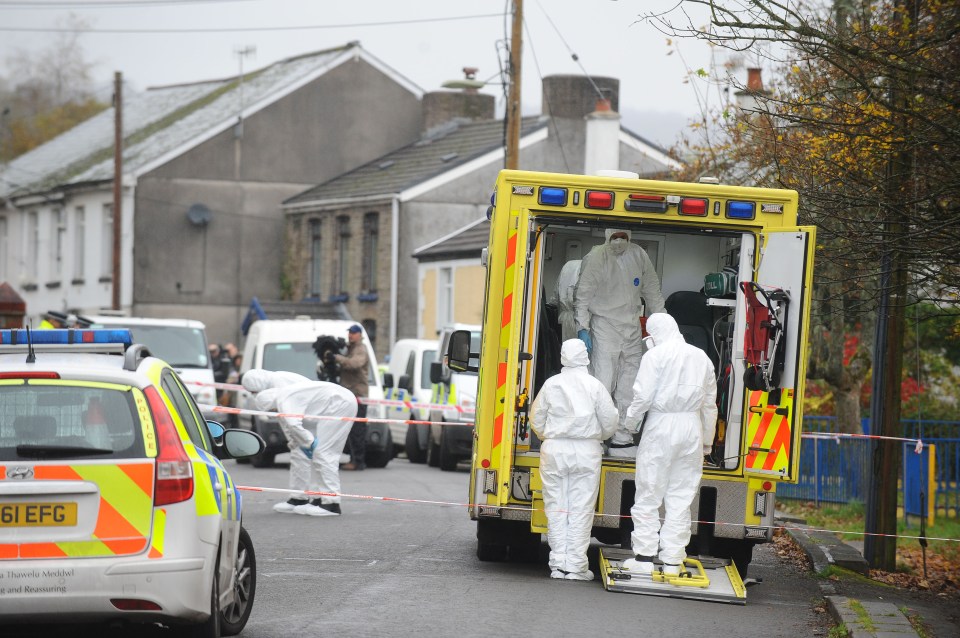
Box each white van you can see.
[426,324,481,471]
[87,316,218,420]
[238,318,390,468]
[382,338,438,462]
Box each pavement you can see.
[778,511,959,637]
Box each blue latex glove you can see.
[577,329,592,354]
[300,439,318,460]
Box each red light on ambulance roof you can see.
[585,190,614,210]
[680,198,708,216]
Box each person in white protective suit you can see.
[621,313,718,576]
[553,260,582,343]
[242,369,358,516]
[529,339,619,581]
[574,228,665,458]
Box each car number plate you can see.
[0,502,78,527]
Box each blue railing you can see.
[777,417,960,518]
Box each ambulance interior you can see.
[525,221,757,471]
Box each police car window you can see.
[405,353,415,379]
[161,370,211,451]
[0,383,142,461]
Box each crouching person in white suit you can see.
[242,369,358,516]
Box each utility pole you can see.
[505,0,523,170]
[112,71,123,311]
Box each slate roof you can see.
[283,116,548,206]
[0,43,420,201]
[413,217,489,261]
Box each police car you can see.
[0,328,264,636]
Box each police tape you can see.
[235,484,960,543]
[801,432,924,453]
[189,380,475,416]
[197,403,475,428]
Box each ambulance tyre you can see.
[476,519,541,563]
[711,538,755,579]
[406,424,427,464]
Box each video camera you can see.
[312,335,347,384]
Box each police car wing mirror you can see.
[447,330,479,373]
[223,429,266,459]
[206,420,226,439]
[429,360,446,384]
[382,372,394,389]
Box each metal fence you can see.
[777,417,960,519]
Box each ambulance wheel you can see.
[477,542,508,562]
[406,424,427,464]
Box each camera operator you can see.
[336,324,371,471]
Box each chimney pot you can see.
[747,68,763,92]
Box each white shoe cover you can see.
[273,500,303,513]
[563,570,594,581]
[294,503,339,517]
[661,563,682,576]
[550,570,567,579]
[622,558,654,574]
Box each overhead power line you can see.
[0,13,502,34]
[0,0,260,8]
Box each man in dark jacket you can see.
[336,324,370,470]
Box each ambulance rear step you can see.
[599,547,747,605]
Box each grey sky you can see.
[0,0,725,148]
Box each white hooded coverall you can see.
[624,313,718,565]
[574,228,665,450]
[242,369,358,504]
[553,259,582,343]
[530,339,619,577]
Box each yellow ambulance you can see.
[446,169,816,601]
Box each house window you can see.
[438,266,453,328]
[362,318,377,348]
[336,215,350,295]
[100,203,113,280]
[308,218,322,297]
[0,216,7,280]
[26,211,39,280]
[50,207,65,279]
[362,212,379,293]
[73,206,85,281]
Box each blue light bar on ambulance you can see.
[585,190,614,210]
[726,200,756,220]
[538,187,568,206]
[0,328,133,346]
[679,198,708,216]
[624,193,668,213]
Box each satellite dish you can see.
[186,203,212,226]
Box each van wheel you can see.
[438,429,459,472]
[427,433,441,468]
[365,430,392,468]
[406,424,427,464]
[249,450,275,468]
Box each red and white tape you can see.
[198,403,474,428]
[235,485,960,543]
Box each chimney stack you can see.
[584,98,621,175]
[424,67,495,133]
